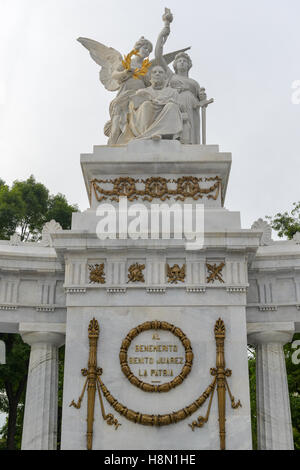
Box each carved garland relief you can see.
[91,176,221,203]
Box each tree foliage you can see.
[248,348,257,449]
[0,175,78,241]
[284,334,300,450]
[266,202,300,239]
[0,335,29,449]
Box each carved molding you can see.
[258,305,277,311]
[146,288,166,293]
[186,287,206,293]
[0,305,18,310]
[226,287,247,293]
[107,288,127,294]
[36,306,55,312]
[65,288,87,294]
[91,176,221,203]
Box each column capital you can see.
[247,321,295,346]
[19,322,65,348]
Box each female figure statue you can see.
[155,25,207,144]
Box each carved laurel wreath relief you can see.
[71,317,241,451]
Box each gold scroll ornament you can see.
[119,320,193,392]
[70,318,241,451]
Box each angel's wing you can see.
[77,37,123,92]
[163,47,191,65]
[150,46,191,69]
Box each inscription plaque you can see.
[119,320,193,392]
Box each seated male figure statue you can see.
[127,65,189,142]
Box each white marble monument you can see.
[0,7,298,451]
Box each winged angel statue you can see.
[78,8,210,145]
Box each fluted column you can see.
[248,322,295,450]
[20,325,65,450]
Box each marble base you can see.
[61,306,252,450]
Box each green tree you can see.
[57,346,65,450]
[0,183,24,240]
[284,335,300,450]
[0,176,77,449]
[47,194,78,230]
[0,175,78,241]
[0,335,29,450]
[248,347,257,449]
[266,202,300,239]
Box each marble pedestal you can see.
[57,141,259,450]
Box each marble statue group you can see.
[78,8,213,145]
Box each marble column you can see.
[248,322,295,450]
[20,325,65,450]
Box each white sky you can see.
[0,0,299,231]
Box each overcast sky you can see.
[0,0,299,232]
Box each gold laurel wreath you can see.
[119,320,193,393]
[122,49,152,79]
